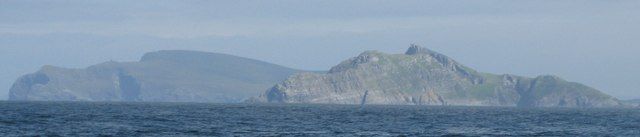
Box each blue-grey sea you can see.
[1,102,639,136]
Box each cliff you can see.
[253,45,623,108]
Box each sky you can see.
[1,0,639,100]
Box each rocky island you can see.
[252,45,624,108]
[10,50,301,103]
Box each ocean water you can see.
[1,102,639,136]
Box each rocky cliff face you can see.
[10,50,300,103]
[253,45,623,108]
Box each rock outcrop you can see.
[10,50,301,103]
[252,45,623,108]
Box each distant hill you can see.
[252,45,624,108]
[9,50,301,103]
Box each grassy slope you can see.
[348,51,615,104]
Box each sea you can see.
[1,101,639,137]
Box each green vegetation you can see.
[262,45,622,107]
[469,84,499,99]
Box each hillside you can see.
[252,45,623,108]
[10,50,301,103]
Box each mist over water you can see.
[1,102,639,136]
[1,1,639,136]
[2,0,640,100]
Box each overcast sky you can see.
[1,0,639,100]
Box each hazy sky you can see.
[1,0,639,100]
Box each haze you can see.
[1,0,639,100]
